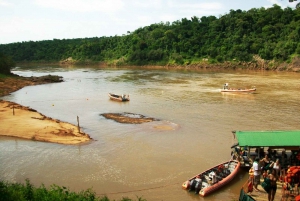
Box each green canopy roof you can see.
[234,130,300,147]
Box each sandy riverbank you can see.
[0,100,92,145]
[0,74,92,145]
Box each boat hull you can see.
[221,88,256,93]
[108,93,130,102]
[182,160,240,197]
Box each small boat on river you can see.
[221,88,256,93]
[182,160,240,197]
[108,93,130,102]
[221,83,256,93]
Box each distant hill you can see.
[0,4,300,70]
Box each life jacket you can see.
[218,164,224,172]
[249,168,254,178]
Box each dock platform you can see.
[244,179,299,201]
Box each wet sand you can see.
[0,100,92,145]
[0,74,92,145]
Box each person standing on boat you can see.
[253,157,262,191]
[224,83,229,89]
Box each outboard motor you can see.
[194,179,202,194]
[189,179,197,191]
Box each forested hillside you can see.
[0,5,300,67]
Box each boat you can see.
[182,160,240,197]
[108,93,130,102]
[221,83,256,93]
[221,88,256,93]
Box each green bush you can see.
[0,53,15,74]
[0,179,146,201]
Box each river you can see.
[1,65,300,201]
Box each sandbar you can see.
[0,100,92,145]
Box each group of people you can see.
[251,155,278,201]
[249,149,299,201]
[188,165,226,194]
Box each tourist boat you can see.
[182,160,240,197]
[108,93,130,102]
[221,83,256,93]
[221,88,256,93]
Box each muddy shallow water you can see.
[1,66,300,201]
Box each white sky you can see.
[0,0,298,44]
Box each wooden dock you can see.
[244,179,299,201]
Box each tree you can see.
[0,53,15,74]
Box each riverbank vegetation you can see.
[0,5,300,70]
[0,53,15,74]
[0,179,146,201]
[0,73,63,97]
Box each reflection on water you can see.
[221,92,256,101]
[1,66,300,201]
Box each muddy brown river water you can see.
[1,66,300,201]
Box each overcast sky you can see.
[0,0,298,44]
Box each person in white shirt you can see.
[253,157,262,191]
[273,158,281,178]
[209,171,217,184]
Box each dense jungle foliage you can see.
[0,179,146,201]
[0,53,15,74]
[0,4,300,66]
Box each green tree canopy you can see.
[0,4,299,66]
[0,53,15,74]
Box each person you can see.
[259,148,265,158]
[270,150,278,162]
[282,179,292,201]
[249,167,254,179]
[224,83,228,89]
[273,158,281,179]
[209,170,217,185]
[253,157,262,191]
[281,150,288,170]
[247,167,254,193]
[262,154,274,171]
[262,169,268,179]
[267,169,278,201]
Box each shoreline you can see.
[0,100,92,145]
[17,56,300,72]
[0,74,93,145]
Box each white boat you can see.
[221,83,256,93]
[108,93,130,102]
[221,88,256,93]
